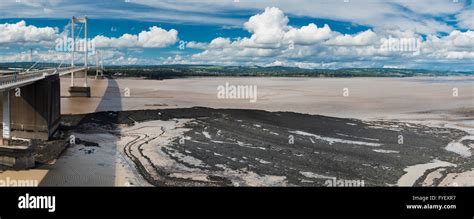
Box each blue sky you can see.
[0,0,472,70]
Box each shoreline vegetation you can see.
[1,63,473,79]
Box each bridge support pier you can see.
[2,91,10,145]
[0,142,35,169]
[95,69,104,79]
[0,74,61,169]
[68,70,91,97]
[0,74,60,141]
[68,86,91,97]
[71,71,74,86]
[0,90,36,169]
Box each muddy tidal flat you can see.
[50,108,473,187]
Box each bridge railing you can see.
[24,66,77,75]
[0,67,84,88]
[0,72,45,87]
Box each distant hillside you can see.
[1,63,472,79]
[104,65,474,79]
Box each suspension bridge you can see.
[0,16,104,168]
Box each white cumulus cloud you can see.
[326,30,378,46]
[0,20,58,44]
[244,7,289,45]
[93,26,178,48]
[284,23,333,45]
[187,7,474,69]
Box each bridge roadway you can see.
[0,67,87,92]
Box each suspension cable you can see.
[25,19,72,72]
[26,18,86,73]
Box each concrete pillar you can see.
[84,16,88,87]
[71,72,75,87]
[100,51,104,77]
[2,91,10,145]
[95,51,99,79]
[71,16,75,67]
[71,16,75,87]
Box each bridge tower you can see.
[69,16,91,97]
[95,50,104,79]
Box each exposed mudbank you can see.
[51,107,473,186]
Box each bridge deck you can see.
[0,67,87,92]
